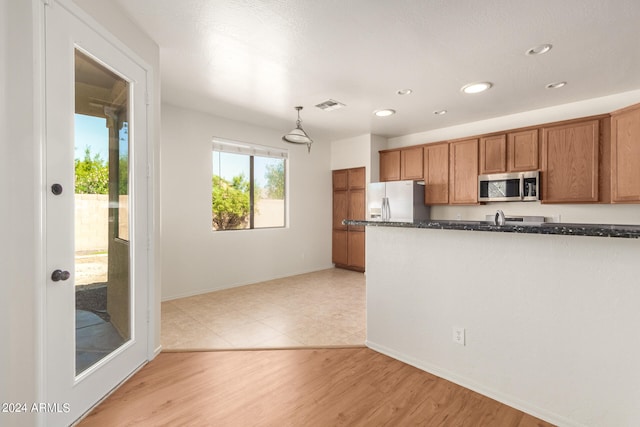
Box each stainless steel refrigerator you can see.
[367,180,430,222]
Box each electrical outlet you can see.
[453,327,465,346]
[455,213,462,220]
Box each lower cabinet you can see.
[332,229,365,272]
[332,230,348,266]
[347,230,365,271]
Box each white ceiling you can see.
[115,0,640,142]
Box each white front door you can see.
[44,1,150,425]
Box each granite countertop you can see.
[343,219,640,239]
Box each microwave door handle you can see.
[519,176,525,200]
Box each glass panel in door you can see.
[74,49,130,375]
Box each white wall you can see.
[1,2,160,426]
[161,103,332,300]
[330,133,389,184]
[331,134,372,185]
[1,2,39,425]
[366,226,640,427]
[370,134,388,182]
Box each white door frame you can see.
[37,0,157,425]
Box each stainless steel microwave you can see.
[478,171,539,202]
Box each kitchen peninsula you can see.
[349,219,640,427]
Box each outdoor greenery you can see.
[75,148,109,194]
[212,174,250,230]
[264,161,285,199]
[74,147,128,195]
[212,158,285,230]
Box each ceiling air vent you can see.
[315,99,346,111]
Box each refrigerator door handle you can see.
[382,197,390,221]
[386,198,391,220]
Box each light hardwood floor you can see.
[162,268,366,350]
[78,348,555,426]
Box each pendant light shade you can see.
[283,106,313,153]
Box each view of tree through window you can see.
[212,141,287,231]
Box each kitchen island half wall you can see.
[364,225,639,427]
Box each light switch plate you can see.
[453,327,465,345]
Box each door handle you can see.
[51,270,71,282]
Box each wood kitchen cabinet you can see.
[379,150,401,181]
[449,138,479,204]
[379,147,423,181]
[332,167,365,272]
[611,103,640,203]
[541,119,600,203]
[508,129,539,172]
[479,135,506,174]
[479,129,539,174]
[423,142,449,204]
[401,146,424,180]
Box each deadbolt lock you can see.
[51,183,63,195]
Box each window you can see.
[212,138,287,231]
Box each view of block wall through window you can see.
[212,138,287,230]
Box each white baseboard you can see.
[153,345,162,358]
[365,340,581,427]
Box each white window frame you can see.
[211,137,288,231]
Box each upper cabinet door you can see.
[479,135,507,174]
[379,150,401,181]
[507,129,539,172]
[333,169,348,191]
[401,146,424,180]
[541,120,599,203]
[348,167,366,190]
[611,105,640,203]
[423,143,449,205]
[449,139,479,205]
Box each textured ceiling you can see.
[115,0,640,142]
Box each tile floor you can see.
[161,268,366,350]
[76,310,126,374]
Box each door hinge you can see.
[41,0,51,6]
[145,91,150,106]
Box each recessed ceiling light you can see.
[526,44,553,56]
[374,109,396,117]
[546,81,567,89]
[396,89,413,95]
[433,110,447,115]
[461,82,493,94]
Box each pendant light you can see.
[282,106,313,153]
